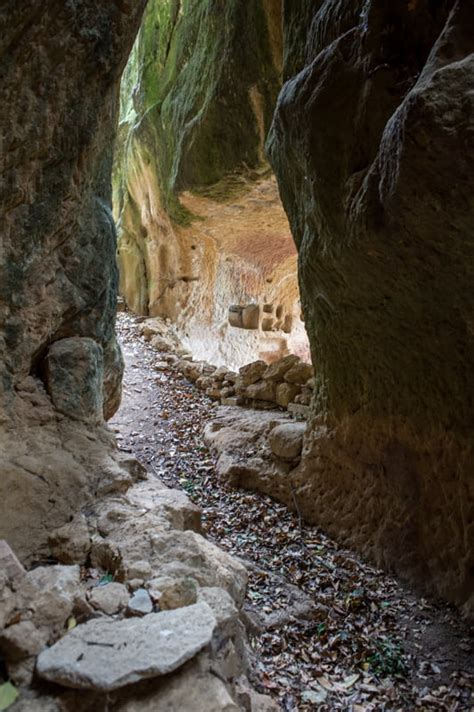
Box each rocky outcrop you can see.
[114,0,309,368]
[36,602,217,690]
[0,3,274,708]
[0,475,273,709]
[0,1,148,557]
[204,407,305,499]
[268,0,474,610]
[0,1,144,418]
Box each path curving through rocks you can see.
[111,314,473,712]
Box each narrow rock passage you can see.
[111,314,473,711]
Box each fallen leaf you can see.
[0,682,19,711]
[302,688,327,703]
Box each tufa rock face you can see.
[0,0,147,559]
[268,1,474,607]
[114,0,310,369]
[0,0,147,417]
[43,338,104,423]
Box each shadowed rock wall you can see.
[0,0,147,559]
[268,0,474,611]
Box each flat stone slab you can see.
[36,601,216,691]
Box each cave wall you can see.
[114,0,310,368]
[268,0,474,610]
[0,0,147,559]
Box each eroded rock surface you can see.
[0,3,271,709]
[267,0,474,609]
[114,0,309,368]
[0,0,146,560]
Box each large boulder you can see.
[239,361,268,386]
[275,382,300,408]
[43,338,104,423]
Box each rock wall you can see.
[268,0,474,611]
[114,0,310,368]
[0,5,277,708]
[0,0,147,559]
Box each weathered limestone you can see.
[116,667,241,712]
[263,355,299,382]
[0,2,275,707]
[0,1,143,417]
[36,603,217,690]
[88,583,130,616]
[204,407,300,501]
[269,422,306,461]
[127,588,154,616]
[43,338,104,423]
[239,361,268,387]
[268,0,474,608]
[275,382,300,408]
[114,0,310,369]
[0,0,147,561]
[0,473,270,707]
[48,515,91,565]
[156,327,315,416]
[149,577,198,611]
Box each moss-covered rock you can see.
[114,0,284,313]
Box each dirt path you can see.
[111,314,473,711]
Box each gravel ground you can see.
[110,313,473,711]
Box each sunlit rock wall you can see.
[114,0,310,368]
[268,0,474,611]
[0,0,146,559]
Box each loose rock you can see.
[88,583,130,615]
[269,422,306,461]
[36,602,216,691]
[127,588,154,616]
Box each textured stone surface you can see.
[0,1,146,414]
[115,669,240,712]
[0,541,25,583]
[205,407,297,500]
[275,382,301,408]
[269,422,306,461]
[43,338,104,423]
[245,380,276,403]
[284,362,313,385]
[263,355,300,382]
[0,0,146,560]
[113,0,310,369]
[128,531,248,607]
[36,602,216,691]
[127,588,153,616]
[239,361,269,386]
[88,583,130,616]
[48,515,91,565]
[148,577,198,611]
[268,0,474,606]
